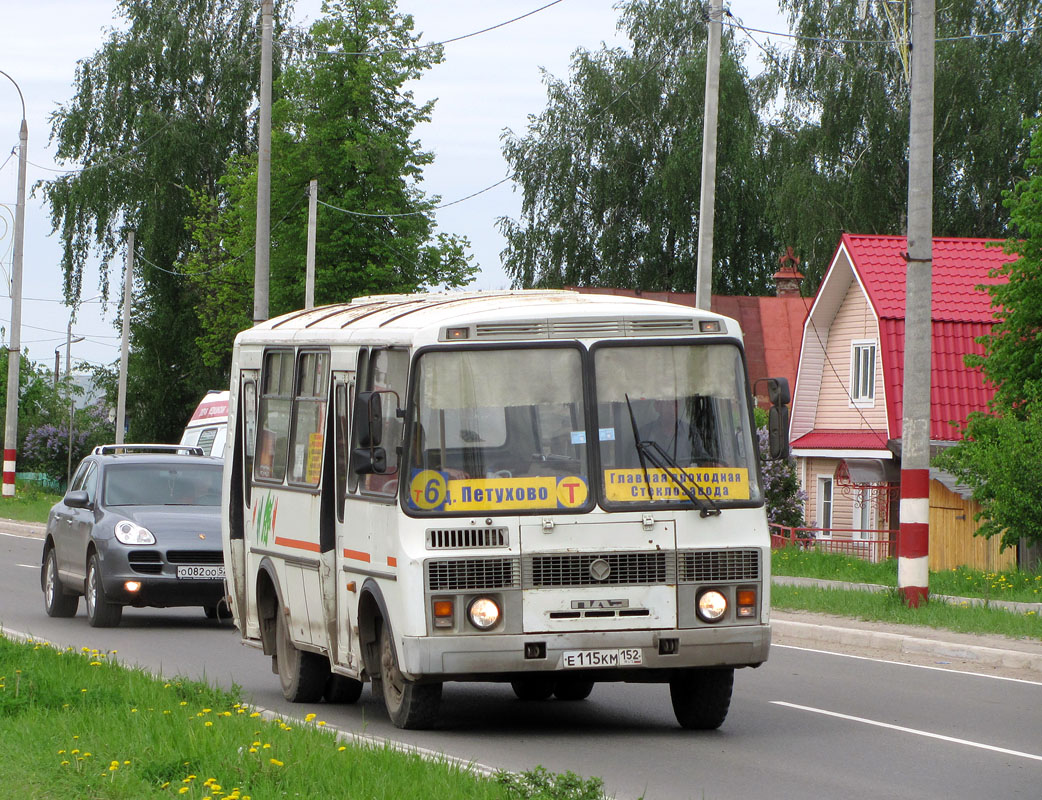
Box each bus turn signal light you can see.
[432,599,454,628]
[736,589,757,618]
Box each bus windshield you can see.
[593,343,762,509]
[405,347,592,514]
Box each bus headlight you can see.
[696,590,728,623]
[467,597,501,630]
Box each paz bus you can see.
[220,290,790,729]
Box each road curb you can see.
[0,518,45,539]
[773,618,1042,677]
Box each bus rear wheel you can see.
[379,623,441,729]
[669,667,734,730]
[275,610,328,703]
[510,676,556,701]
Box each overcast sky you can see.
[0,0,786,373]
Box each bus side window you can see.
[288,350,329,487]
[359,348,408,497]
[257,350,293,482]
[242,379,257,506]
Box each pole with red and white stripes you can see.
[899,0,935,607]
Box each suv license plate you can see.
[176,565,226,580]
[561,648,642,669]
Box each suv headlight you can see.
[114,520,156,545]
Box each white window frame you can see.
[817,476,834,538]
[850,339,877,407]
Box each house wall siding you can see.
[814,282,887,431]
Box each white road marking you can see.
[774,643,1042,686]
[772,701,1042,762]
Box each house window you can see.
[817,476,833,537]
[850,341,876,404]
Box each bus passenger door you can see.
[231,371,259,637]
[331,373,358,670]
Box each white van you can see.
[180,390,229,457]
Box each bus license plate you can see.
[176,565,225,580]
[561,648,642,669]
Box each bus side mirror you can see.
[765,377,791,460]
[355,391,383,448]
[352,445,387,475]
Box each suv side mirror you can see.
[64,490,91,509]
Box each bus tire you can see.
[669,667,734,730]
[275,609,328,703]
[554,678,594,701]
[324,673,364,704]
[510,676,555,701]
[379,623,441,729]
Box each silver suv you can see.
[41,444,225,627]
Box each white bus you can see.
[221,290,790,729]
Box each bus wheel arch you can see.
[255,560,281,656]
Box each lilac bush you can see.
[757,427,806,528]
[22,423,90,484]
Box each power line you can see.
[282,0,569,58]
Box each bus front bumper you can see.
[397,624,771,682]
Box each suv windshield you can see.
[103,463,223,506]
[593,343,762,508]
[405,347,591,514]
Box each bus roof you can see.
[234,290,742,349]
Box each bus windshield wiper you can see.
[625,394,722,518]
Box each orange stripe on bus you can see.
[386,556,397,567]
[274,537,321,552]
[343,549,371,563]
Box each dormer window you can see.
[850,340,876,405]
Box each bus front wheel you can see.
[669,667,734,730]
[379,623,441,729]
[274,609,328,703]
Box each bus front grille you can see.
[426,557,520,591]
[678,549,761,583]
[426,527,509,550]
[523,551,673,587]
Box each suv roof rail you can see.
[92,444,205,456]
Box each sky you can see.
[0,0,787,373]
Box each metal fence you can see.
[770,524,897,563]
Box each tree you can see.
[934,120,1042,555]
[498,0,775,295]
[767,0,1042,288]
[185,0,475,369]
[754,408,805,529]
[43,0,289,442]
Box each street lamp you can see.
[1,69,27,498]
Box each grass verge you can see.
[0,481,62,524]
[772,546,1042,604]
[772,584,1041,641]
[0,634,606,800]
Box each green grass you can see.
[0,480,62,524]
[772,584,1042,641]
[772,546,1042,604]
[0,635,605,800]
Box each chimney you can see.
[774,247,804,297]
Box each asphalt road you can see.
[3,529,1040,799]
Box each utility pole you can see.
[899,0,935,607]
[116,231,134,444]
[694,0,722,310]
[1,70,27,498]
[254,0,273,324]
[305,179,317,310]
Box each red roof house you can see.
[788,233,1018,570]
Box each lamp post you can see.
[1,69,27,498]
